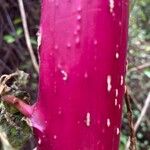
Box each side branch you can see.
[134,92,150,132]
[128,62,150,73]
[125,91,150,150]
[1,95,33,117]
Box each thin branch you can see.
[134,92,150,132]
[17,0,39,73]
[127,87,150,126]
[125,90,137,150]
[0,131,15,150]
[129,44,146,51]
[125,92,150,150]
[129,0,138,13]
[2,6,24,60]
[0,59,12,73]
[128,62,150,73]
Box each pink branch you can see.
[2,95,33,117]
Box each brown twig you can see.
[0,72,18,95]
[134,92,150,131]
[17,0,39,73]
[128,62,150,73]
[127,87,150,126]
[125,92,150,150]
[125,90,137,150]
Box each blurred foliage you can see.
[0,1,40,149]
[120,0,150,150]
[0,0,150,149]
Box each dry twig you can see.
[0,72,18,96]
[127,87,150,126]
[0,71,33,117]
[0,131,14,150]
[134,92,150,131]
[125,90,137,150]
[125,92,150,150]
[17,0,39,73]
[128,62,150,73]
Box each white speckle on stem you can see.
[84,72,88,78]
[97,140,101,145]
[120,75,124,85]
[107,118,111,127]
[86,112,91,127]
[118,104,121,109]
[58,110,62,115]
[115,98,118,106]
[54,45,58,50]
[53,135,57,140]
[67,42,71,48]
[77,14,81,21]
[38,138,41,144]
[115,52,119,59]
[116,128,120,135]
[115,89,119,97]
[107,75,112,92]
[94,39,98,45]
[61,70,68,81]
[112,12,115,16]
[37,29,42,49]
[119,21,122,26]
[109,0,114,13]
[75,37,80,44]
[58,107,62,115]
[74,30,78,35]
[77,25,81,31]
[116,44,119,48]
[77,6,82,12]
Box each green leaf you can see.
[144,69,150,78]
[13,18,22,24]
[16,28,23,37]
[3,35,15,43]
[30,37,37,45]
[120,134,127,145]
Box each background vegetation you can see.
[0,0,149,149]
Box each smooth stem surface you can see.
[31,0,129,149]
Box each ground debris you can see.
[0,70,32,150]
